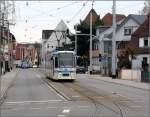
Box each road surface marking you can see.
[116,94,128,99]
[72,95,80,98]
[5,100,62,104]
[46,83,68,101]
[47,82,71,101]
[30,107,41,110]
[78,106,89,108]
[130,105,142,108]
[35,69,70,101]
[62,109,70,113]
[57,115,65,117]
[10,108,24,111]
[47,107,57,109]
[36,73,68,101]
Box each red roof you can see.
[83,8,100,25]
[102,13,126,26]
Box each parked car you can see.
[76,66,86,73]
[32,64,38,68]
[21,61,29,69]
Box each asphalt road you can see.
[0,69,149,117]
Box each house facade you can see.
[15,43,38,67]
[92,14,146,76]
[44,20,74,53]
[42,20,75,67]
[123,14,149,71]
[0,26,16,74]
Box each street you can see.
[0,68,149,117]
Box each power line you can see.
[69,0,89,23]
[24,1,80,20]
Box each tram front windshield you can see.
[58,53,75,68]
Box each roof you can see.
[117,14,146,31]
[102,13,126,26]
[96,26,110,33]
[55,20,75,34]
[83,8,100,25]
[106,14,147,39]
[132,14,149,37]
[42,30,54,40]
[130,14,147,24]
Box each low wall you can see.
[120,69,141,81]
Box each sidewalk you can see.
[86,74,149,91]
[0,69,18,104]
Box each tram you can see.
[44,50,76,81]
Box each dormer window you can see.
[124,27,132,36]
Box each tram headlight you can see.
[54,71,61,77]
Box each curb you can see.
[87,75,149,91]
[0,69,18,105]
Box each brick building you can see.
[0,27,16,73]
[15,43,38,66]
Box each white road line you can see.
[47,107,57,109]
[46,83,68,101]
[57,115,66,117]
[72,95,80,98]
[78,106,89,108]
[9,107,24,111]
[62,109,70,113]
[5,100,62,104]
[35,72,69,101]
[130,105,142,108]
[116,94,128,99]
[30,107,41,110]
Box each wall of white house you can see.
[97,27,113,55]
[116,18,139,41]
[136,54,150,64]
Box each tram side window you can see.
[55,57,58,68]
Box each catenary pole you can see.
[75,25,77,55]
[90,0,94,74]
[111,0,117,78]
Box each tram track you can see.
[62,82,124,117]
[44,77,125,117]
[36,69,125,117]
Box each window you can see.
[143,57,147,63]
[124,27,132,36]
[144,39,148,46]
[139,37,149,47]
[47,44,49,48]
[55,57,58,68]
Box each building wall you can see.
[136,54,150,64]
[116,18,139,41]
[15,44,37,65]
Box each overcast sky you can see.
[10,1,145,43]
